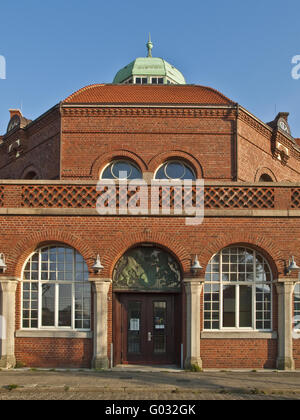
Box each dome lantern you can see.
[113,36,186,85]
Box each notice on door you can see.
[130,318,140,331]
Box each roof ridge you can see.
[63,84,235,105]
[64,84,106,103]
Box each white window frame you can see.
[134,76,148,84]
[151,77,164,85]
[294,283,300,331]
[21,246,91,331]
[100,159,142,180]
[154,160,196,181]
[204,247,273,332]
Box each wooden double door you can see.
[114,293,181,365]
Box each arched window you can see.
[22,245,91,330]
[294,283,300,331]
[113,246,181,291]
[101,160,142,180]
[204,247,272,331]
[259,174,273,182]
[155,161,196,180]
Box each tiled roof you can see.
[63,84,235,105]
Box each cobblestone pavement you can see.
[0,368,300,401]
[0,391,299,400]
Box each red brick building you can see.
[0,41,300,370]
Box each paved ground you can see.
[0,367,300,400]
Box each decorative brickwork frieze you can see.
[61,106,237,119]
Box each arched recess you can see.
[148,150,204,179]
[254,167,277,182]
[198,233,283,278]
[11,230,95,278]
[90,150,148,180]
[20,165,42,180]
[106,231,191,278]
[113,245,182,292]
[111,233,187,366]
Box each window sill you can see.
[15,330,93,339]
[201,331,277,339]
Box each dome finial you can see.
[146,33,153,58]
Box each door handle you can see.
[147,332,152,342]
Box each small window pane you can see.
[294,284,300,330]
[102,160,142,180]
[223,285,235,328]
[155,161,196,181]
[59,284,72,327]
[239,286,252,327]
[128,301,141,353]
[42,284,55,327]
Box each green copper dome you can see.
[113,36,186,85]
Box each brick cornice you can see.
[239,109,272,140]
[61,106,237,119]
[239,108,300,160]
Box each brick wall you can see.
[15,338,93,368]
[293,341,300,368]
[0,214,298,367]
[0,108,60,180]
[60,108,235,180]
[201,339,277,369]
[238,113,300,182]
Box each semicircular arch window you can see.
[22,245,91,330]
[113,247,181,291]
[101,160,142,180]
[155,161,196,180]
[204,246,272,331]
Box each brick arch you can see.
[90,149,148,179]
[102,231,191,278]
[254,167,277,182]
[148,150,204,179]
[199,233,283,277]
[10,230,95,278]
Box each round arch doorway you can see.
[112,245,183,366]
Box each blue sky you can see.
[0,0,299,136]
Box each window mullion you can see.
[220,251,223,329]
[55,283,59,328]
[38,249,42,329]
[72,250,75,330]
[253,250,256,330]
[236,285,239,329]
[252,284,256,330]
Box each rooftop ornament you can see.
[146,33,153,58]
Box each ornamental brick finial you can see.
[146,33,153,58]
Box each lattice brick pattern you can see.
[204,187,275,209]
[21,186,140,208]
[22,186,99,208]
[21,185,275,209]
[0,186,4,207]
[291,189,300,208]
